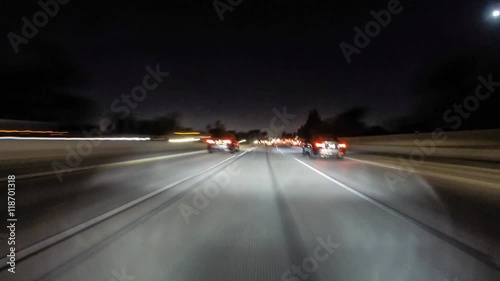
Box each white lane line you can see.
[294,158,416,223]
[0,150,207,181]
[0,147,256,268]
[294,157,500,269]
[275,146,286,155]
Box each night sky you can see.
[2,0,500,132]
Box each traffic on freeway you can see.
[2,0,500,280]
[1,139,499,281]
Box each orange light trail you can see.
[0,129,68,134]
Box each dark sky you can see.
[3,0,500,132]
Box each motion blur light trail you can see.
[0,137,151,141]
[168,138,201,142]
[173,131,200,135]
[0,129,68,134]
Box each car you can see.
[302,137,346,159]
[206,134,240,153]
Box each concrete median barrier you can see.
[339,129,500,162]
[0,139,206,161]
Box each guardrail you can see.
[339,129,500,162]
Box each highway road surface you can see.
[1,144,499,281]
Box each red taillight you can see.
[206,139,215,144]
[338,143,347,149]
[223,139,232,144]
[314,142,324,148]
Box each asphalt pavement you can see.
[1,145,499,281]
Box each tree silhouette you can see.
[324,107,368,137]
[297,107,382,138]
[207,120,227,137]
[297,109,326,139]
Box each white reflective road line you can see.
[0,150,207,181]
[294,158,413,222]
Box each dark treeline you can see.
[297,52,500,138]
[2,42,498,138]
[107,113,181,136]
[205,120,267,142]
[297,108,388,139]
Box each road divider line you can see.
[294,158,411,221]
[275,146,286,155]
[0,147,256,268]
[0,150,207,181]
[294,157,500,271]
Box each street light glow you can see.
[493,10,500,17]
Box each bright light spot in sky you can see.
[493,10,500,17]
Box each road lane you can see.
[0,148,238,257]
[268,146,498,281]
[0,141,207,179]
[278,146,500,266]
[8,146,496,281]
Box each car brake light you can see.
[314,142,324,148]
[206,139,215,144]
[338,143,347,148]
[223,139,232,144]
